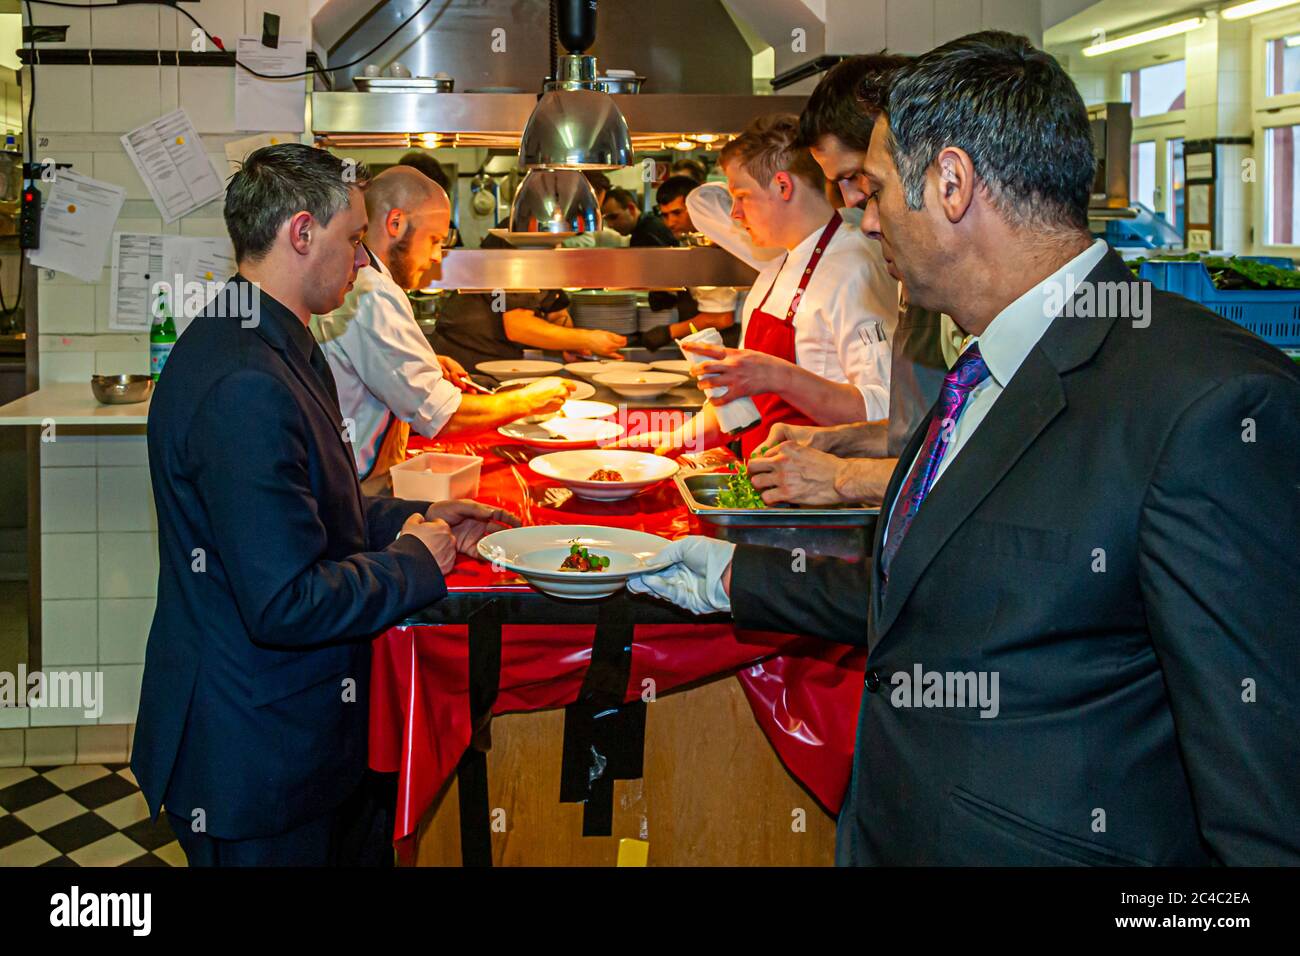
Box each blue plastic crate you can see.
[1138,256,1300,349]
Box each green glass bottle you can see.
[149,292,177,381]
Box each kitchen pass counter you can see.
[0,384,152,426]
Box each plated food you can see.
[591,369,688,400]
[528,449,679,500]
[559,542,610,572]
[477,524,672,599]
[498,416,624,449]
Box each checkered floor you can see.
[0,765,186,867]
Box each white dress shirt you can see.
[686,182,894,420]
[883,239,1109,541]
[312,249,463,478]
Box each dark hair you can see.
[397,150,451,192]
[604,187,638,210]
[886,31,1095,231]
[797,53,913,151]
[719,114,825,191]
[656,175,698,207]
[583,170,612,196]
[670,157,707,182]
[224,144,368,262]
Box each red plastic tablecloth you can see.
[368,426,867,844]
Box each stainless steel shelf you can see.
[422,246,757,291]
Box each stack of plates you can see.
[637,304,678,332]
[571,292,638,335]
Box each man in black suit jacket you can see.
[133,145,515,865]
[630,33,1300,865]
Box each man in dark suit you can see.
[133,144,516,865]
[630,32,1300,865]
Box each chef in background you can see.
[636,114,896,458]
[601,187,677,247]
[313,166,571,492]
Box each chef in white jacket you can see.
[313,167,569,492]
[637,114,895,458]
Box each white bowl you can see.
[564,360,651,382]
[528,449,679,501]
[649,359,692,375]
[477,524,673,599]
[498,377,596,401]
[477,359,565,378]
[390,452,483,501]
[498,416,624,449]
[592,369,689,400]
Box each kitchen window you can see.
[1265,125,1299,246]
[1265,34,1300,97]
[1166,137,1185,234]
[1130,140,1157,211]
[1121,61,1186,119]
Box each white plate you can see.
[498,416,624,449]
[477,524,673,599]
[564,360,651,382]
[592,369,689,399]
[649,359,692,375]
[497,377,596,401]
[477,359,565,378]
[487,228,572,248]
[528,449,679,501]
[557,399,617,420]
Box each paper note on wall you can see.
[235,36,307,133]
[27,170,126,282]
[121,109,225,223]
[110,233,235,333]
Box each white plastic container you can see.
[677,326,761,435]
[390,452,483,501]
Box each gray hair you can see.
[885,31,1095,231]
[223,144,370,262]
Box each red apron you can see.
[739,211,842,458]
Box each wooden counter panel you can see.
[413,674,837,866]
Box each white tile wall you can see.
[42,534,98,599]
[99,665,145,724]
[887,0,935,54]
[179,67,237,133]
[30,66,93,133]
[24,4,91,48]
[97,432,150,468]
[41,599,98,667]
[933,0,984,46]
[97,533,158,599]
[98,599,153,665]
[90,5,160,48]
[40,431,97,468]
[246,0,312,44]
[97,467,156,532]
[40,467,97,533]
[38,283,96,336]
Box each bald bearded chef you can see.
[632,115,895,457]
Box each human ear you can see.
[934,147,975,223]
[773,171,794,201]
[287,211,313,254]
[387,209,404,238]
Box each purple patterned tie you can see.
[880,343,990,580]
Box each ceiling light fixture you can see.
[1222,0,1300,21]
[1082,17,1205,56]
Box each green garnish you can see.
[717,461,765,509]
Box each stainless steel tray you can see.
[674,473,877,560]
[353,76,454,93]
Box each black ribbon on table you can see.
[559,594,647,836]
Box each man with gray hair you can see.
[134,144,517,865]
[630,32,1300,865]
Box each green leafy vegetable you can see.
[1129,254,1300,290]
[717,461,765,509]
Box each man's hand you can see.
[397,513,458,574]
[758,421,837,454]
[437,353,471,390]
[682,341,789,405]
[582,329,628,359]
[747,441,850,506]
[424,499,522,557]
[516,376,574,415]
[627,536,736,615]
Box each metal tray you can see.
[353,76,454,93]
[674,473,877,560]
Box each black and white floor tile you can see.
[0,765,185,867]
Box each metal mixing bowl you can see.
[90,374,154,405]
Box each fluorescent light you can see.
[1222,0,1300,21]
[1082,17,1205,57]
[1287,34,1300,46]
